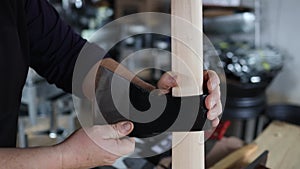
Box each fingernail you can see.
[168,77,176,84]
[211,82,217,90]
[211,85,216,90]
[122,122,131,132]
[171,79,176,84]
[207,112,215,120]
[210,101,215,109]
[211,111,217,118]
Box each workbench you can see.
[210,121,300,169]
[247,121,300,169]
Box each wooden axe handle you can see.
[171,0,204,169]
[97,58,156,91]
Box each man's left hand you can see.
[157,70,222,127]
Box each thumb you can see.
[87,122,134,140]
[113,121,134,138]
[101,121,133,139]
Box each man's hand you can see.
[57,121,135,169]
[157,70,222,127]
[0,121,135,169]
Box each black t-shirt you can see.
[0,0,87,147]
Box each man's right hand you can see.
[56,121,135,169]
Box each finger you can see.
[113,121,134,138]
[162,73,177,89]
[157,72,178,90]
[207,101,222,120]
[204,70,220,91]
[158,89,170,95]
[88,122,134,140]
[205,86,221,109]
[86,124,135,156]
[211,118,220,128]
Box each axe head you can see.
[93,66,208,138]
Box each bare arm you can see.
[0,122,135,169]
[0,146,61,169]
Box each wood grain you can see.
[171,0,204,169]
[172,132,205,169]
[209,144,258,169]
[99,58,155,91]
[246,121,300,169]
[171,0,203,97]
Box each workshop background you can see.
[19,0,300,169]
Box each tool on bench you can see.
[245,151,269,169]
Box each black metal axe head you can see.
[93,59,207,138]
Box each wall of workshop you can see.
[260,0,300,104]
[241,0,300,104]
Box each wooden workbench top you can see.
[247,121,300,169]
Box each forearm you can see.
[0,128,125,169]
[0,146,62,169]
[26,0,87,94]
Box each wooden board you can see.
[171,0,204,169]
[172,132,204,169]
[171,0,203,97]
[209,144,258,169]
[245,121,300,169]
